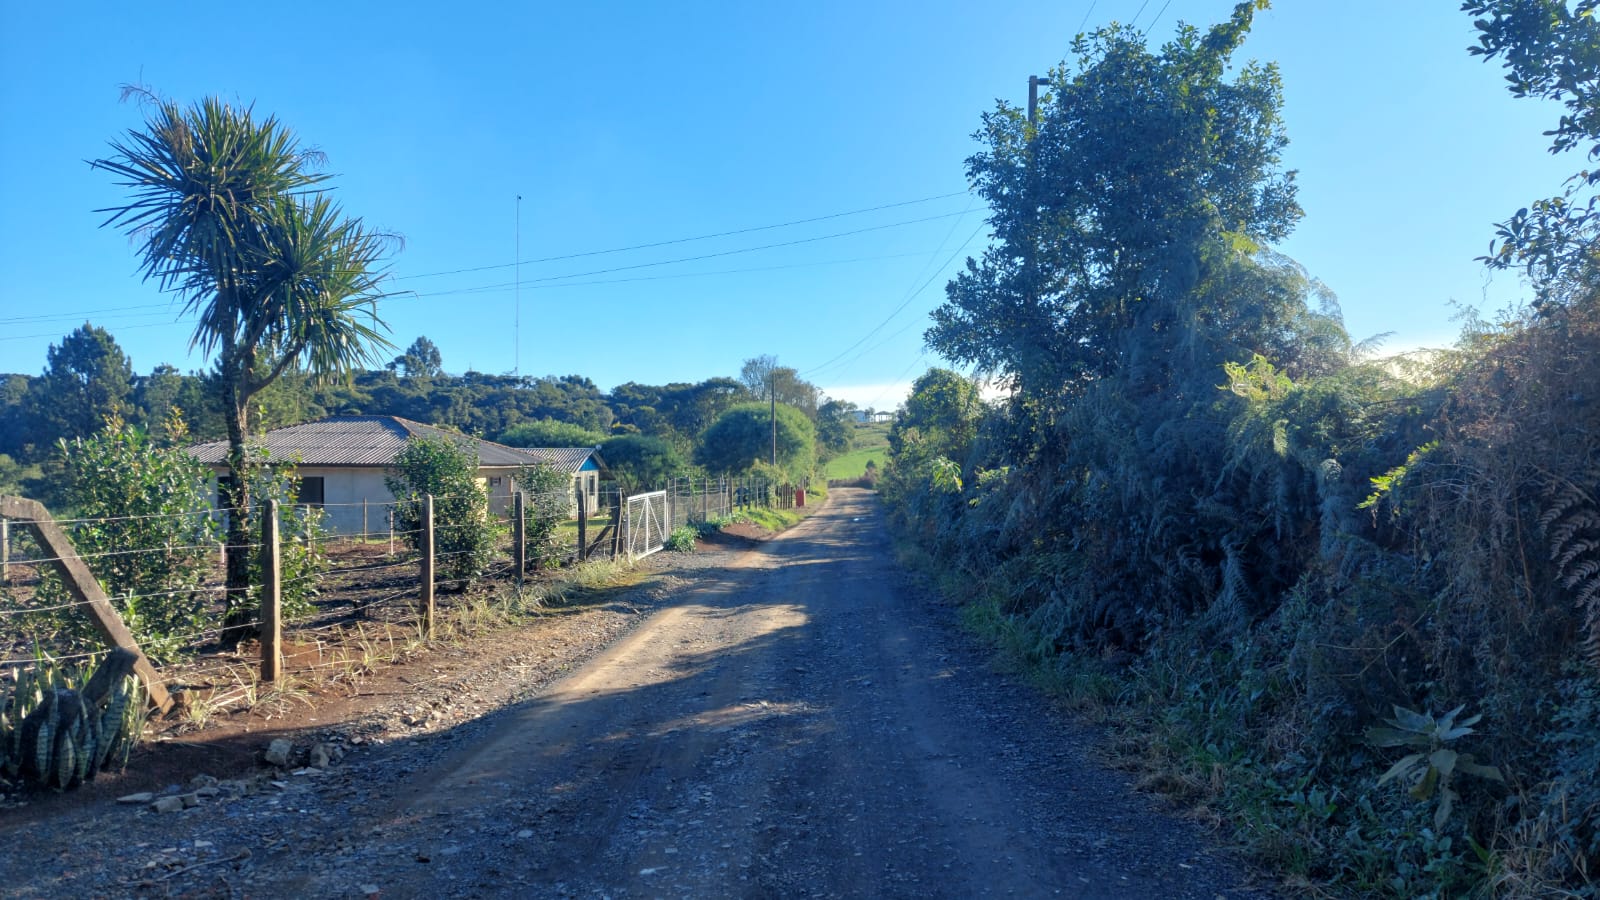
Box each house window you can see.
[297,477,325,507]
[489,476,503,487]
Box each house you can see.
[186,415,606,535]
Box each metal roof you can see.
[186,416,601,473]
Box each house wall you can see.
[208,465,562,537]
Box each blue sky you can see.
[0,2,1575,411]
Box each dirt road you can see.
[3,488,1271,898]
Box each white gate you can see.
[624,490,668,560]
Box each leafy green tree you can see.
[1465,0,1600,300]
[927,1,1300,404]
[501,419,605,448]
[695,402,815,482]
[513,462,572,569]
[387,336,444,379]
[816,398,858,462]
[33,323,134,448]
[17,415,218,662]
[739,356,820,418]
[93,93,394,630]
[600,434,688,492]
[386,435,499,586]
[887,369,984,468]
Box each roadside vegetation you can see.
[881,3,1600,895]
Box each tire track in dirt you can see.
[262,487,1277,898]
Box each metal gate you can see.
[623,490,668,560]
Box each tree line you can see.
[0,326,860,502]
[882,2,1600,895]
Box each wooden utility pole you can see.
[576,490,588,561]
[260,499,282,683]
[420,494,435,638]
[1028,75,1045,125]
[770,378,777,469]
[513,491,526,587]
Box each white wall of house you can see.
[209,464,590,537]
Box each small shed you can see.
[186,416,606,535]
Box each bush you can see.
[515,462,572,569]
[238,452,330,622]
[15,418,217,663]
[386,435,500,587]
[665,525,696,552]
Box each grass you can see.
[824,422,892,481]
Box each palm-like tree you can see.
[92,92,394,633]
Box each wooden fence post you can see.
[420,494,435,638]
[363,498,369,541]
[387,505,395,556]
[577,490,588,562]
[0,496,172,714]
[513,491,526,586]
[0,516,9,585]
[260,499,282,683]
[611,492,625,559]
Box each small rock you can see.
[264,738,294,767]
[150,796,185,814]
[189,774,219,790]
[516,829,534,839]
[180,793,202,808]
[309,743,334,769]
[118,792,155,805]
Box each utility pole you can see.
[769,376,777,468]
[1028,75,1041,124]
[514,194,522,377]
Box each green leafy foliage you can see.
[386,435,500,587]
[600,434,688,493]
[694,402,816,483]
[19,416,217,663]
[665,525,697,553]
[500,419,605,449]
[1368,705,1504,831]
[0,650,146,791]
[514,462,572,570]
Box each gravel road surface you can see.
[0,488,1273,898]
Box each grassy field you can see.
[824,421,890,482]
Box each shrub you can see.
[514,461,572,569]
[666,525,697,552]
[17,417,217,663]
[386,435,500,587]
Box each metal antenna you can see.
[515,194,522,377]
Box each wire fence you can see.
[0,474,806,687]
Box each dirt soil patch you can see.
[0,489,1276,898]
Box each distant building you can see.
[186,415,605,534]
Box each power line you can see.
[1130,0,1151,29]
[396,251,936,301]
[0,198,982,331]
[390,189,973,282]
[1077,0,1098,34]
[802,222,985,379]
[1142,0,1172,35]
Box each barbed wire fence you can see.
[0,473,807,699]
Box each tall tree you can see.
[33,323,134,447]
[738,355,820,418]
[93,93,394,631]
[387,335,444,379]
[1464,0,1600,302]
[927,0,1299,405]
[695,402,816,481]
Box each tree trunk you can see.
[220,377,255,646]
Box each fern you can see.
[1540,473,1600,669]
